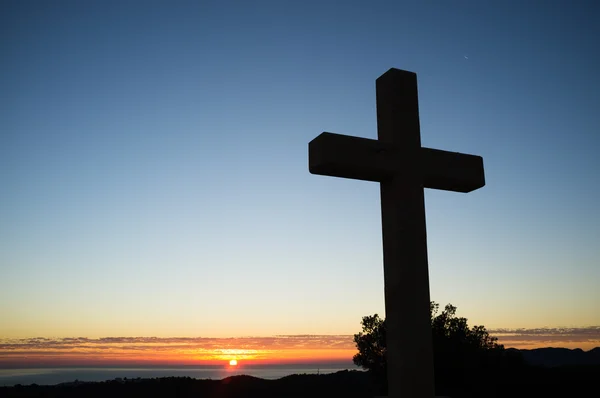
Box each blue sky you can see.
[1,1,599,342]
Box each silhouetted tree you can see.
[353,302,523,394]
[352,314,387,373]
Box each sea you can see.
[0,364,360,387]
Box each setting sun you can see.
[229,359,238,366]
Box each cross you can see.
[308,68,485,398]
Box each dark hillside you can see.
[1,366,599,398]
[514,347,600,367]
[0,370,374,398]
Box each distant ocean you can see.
[0,365,359,387]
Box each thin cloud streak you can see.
[490,326,600,350]
[0,336,357,367]
[0,335,356,351]
[2,328,598,367]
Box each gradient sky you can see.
[1,0,599,360]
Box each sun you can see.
[229,359,238,366]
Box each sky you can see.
[1,0,599,366]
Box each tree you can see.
[352,314,387,375]
[352,313,387,392]
[429,302,504,365]
[353,302,520,394]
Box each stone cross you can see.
[308,68,485,398]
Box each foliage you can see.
[353,302,521,394]
[352,314,387,376]
[430,302,504,367]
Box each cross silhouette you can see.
[309,68,485,398]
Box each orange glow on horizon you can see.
[0,336,358,368]
[1,332,597,368]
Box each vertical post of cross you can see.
[377,69,435,398]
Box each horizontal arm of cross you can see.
[420,147,485,192]
[309,132,485,193]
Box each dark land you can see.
[2,348,599,398]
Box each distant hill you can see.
[1,363,599,398]
[512,347,600,367]
[0,370,376,398]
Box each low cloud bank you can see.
[490,326,600,350]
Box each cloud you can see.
[0,335,356,352]
[489,327,600,336]
[2,328,598,367]
[489,326,600,349]
[0,335,357,367]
